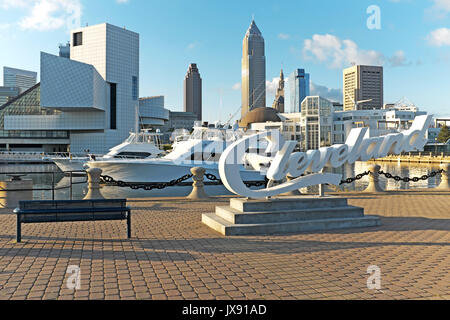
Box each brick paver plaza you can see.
[0,190,449,300]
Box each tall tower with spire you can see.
[241,20,266,119]
[272,68,285,113]
[183,63,202,121]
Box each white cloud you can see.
[303,34,385,68]
[310,82,342,103]
[232,82,241,90]
[116,0,130,3]
[0,0,29,9]
[187,41,199,50]
[427,28,450,47]
[278,33,289,40]
[266,77,281,96]
[0,0,81,31]
[302,33,410,68]
[426,0,450,19]
[389,50,411,67]
[0,23,11,30]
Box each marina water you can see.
[0,162,444,201]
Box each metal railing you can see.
[400,151,450,157]
[0,170,87,200]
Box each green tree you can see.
[437,125,450,143]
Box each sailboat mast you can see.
[135,104,139,142]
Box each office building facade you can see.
[300,96,333,150]
[3,67,37,93]
[0,23,140,153]
[249,96,334,151]
[139,96,170,128]
[332,109,426,144]
[343,65,383,111]
[288,69,310,113]
[183,63,202,121]
[163,111,198,131]
[241,20,266,118]
[0,86,20,107]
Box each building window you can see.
[132,76,138,101]
[73,32,82,46]
[110,83,117,130]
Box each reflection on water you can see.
[325,161,442,192]
[0,162,444,200]
[0,164,86,201]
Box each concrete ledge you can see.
[215,205,364,224]
[202,212,381,236]
[202,196,381,236]
[230,196,348,213]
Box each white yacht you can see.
[86,126,271,185]
[51,130,164,173]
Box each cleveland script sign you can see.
[219,115,432,199]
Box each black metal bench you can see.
[13,199,131,243]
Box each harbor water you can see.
[0,162,444,201]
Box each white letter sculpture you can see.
[219,115,432,199]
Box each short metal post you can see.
[69,172,73,200]
[16,214,21,243]
[83,168,105,200]
[51,172,55,200]
[318,169,325,197]
[437,163,450,190]
[127,211,131,239]
[318,184,324,197]
[186,167,210,200]
[364,164,384,193]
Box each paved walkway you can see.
[0,190,449,300]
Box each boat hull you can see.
[52,158,87,173]
[87,159,265,184]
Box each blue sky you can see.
[1,0,450,122]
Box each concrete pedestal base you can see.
[0,180,33,209]
[202,196,381,236]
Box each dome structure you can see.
[239,107,281,128]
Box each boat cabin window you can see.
[125,132,162,147]
[115,152,152,159]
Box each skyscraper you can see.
[3,67,37,93]
[183,63,202,121]
[289,68,310,113]
[272,68,285,113]
[241,20,266,118]
[343,65,383,111]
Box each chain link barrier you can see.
[101,172,268,190]
[378,169,445,183]
[102,168,446,190]
[339,171,371,185]
[205,173,267,188]
[101,174,194,191]
[339,169,445,185]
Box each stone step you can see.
[202,213,381,236]
[215,205,364,224]
[230,196,348,213]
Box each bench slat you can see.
[18,199,127,210]
[15,207,130,215]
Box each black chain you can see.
[203,173,268,188]
[101,173,194,190]
[205,173,221,183]
[378,169,445,183]
[339,171,371,185]
[101,172,268,190]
